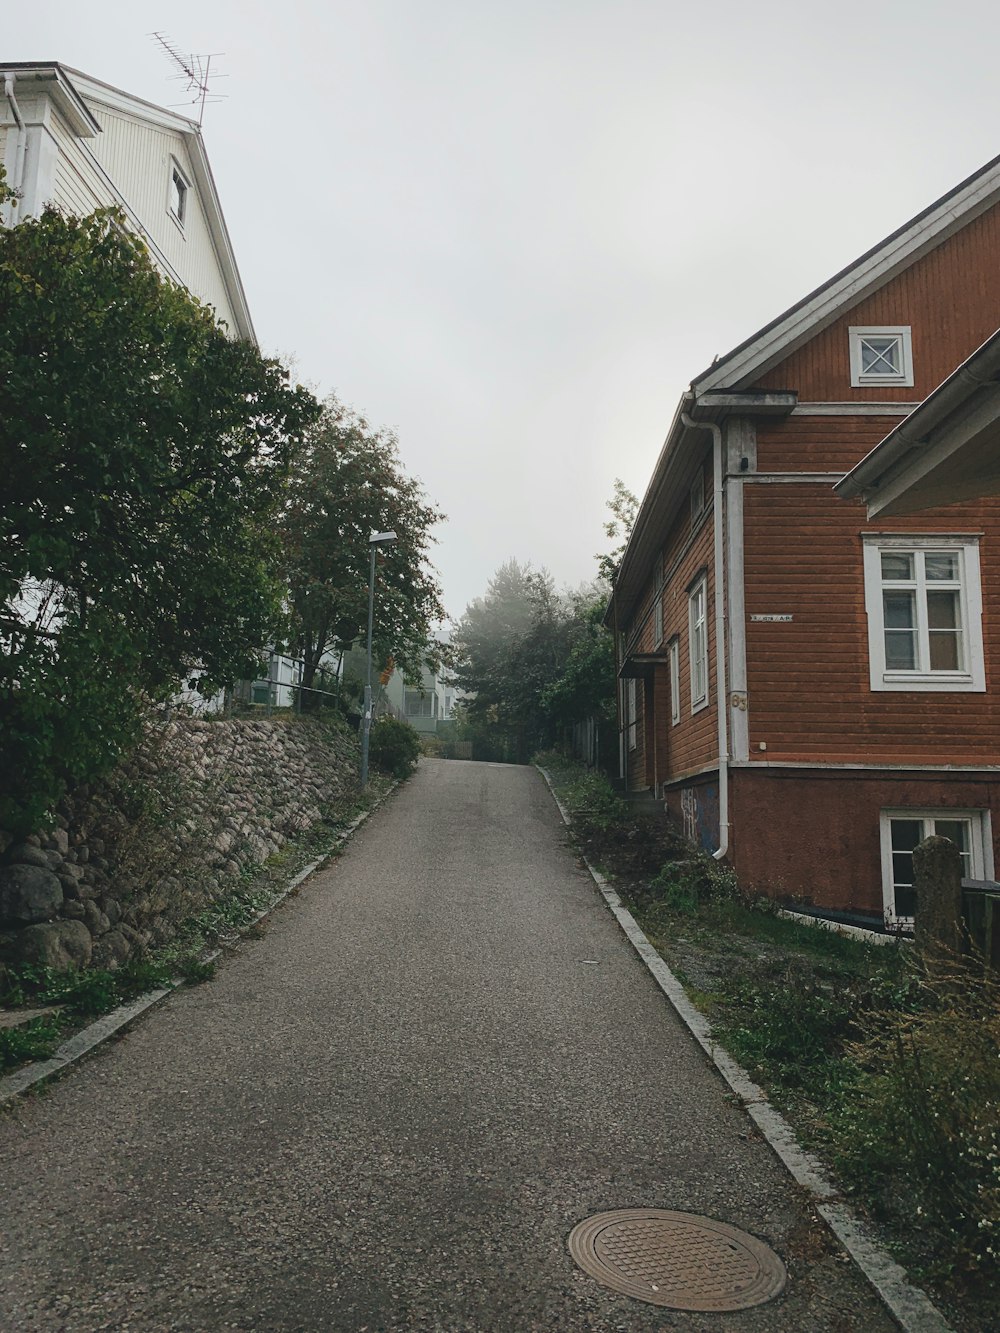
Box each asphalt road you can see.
[0,758,896,1331]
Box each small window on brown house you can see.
[690,471,705,525]
[849,326,913,387]
[653,553,664,647]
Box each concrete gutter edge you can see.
[535,764,953,1333]
[0,790,393,1108]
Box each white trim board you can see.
[792,403,920,417]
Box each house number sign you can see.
[750,614,793,622]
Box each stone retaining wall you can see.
[0,715,360,974]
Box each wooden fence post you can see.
[912,834,963,953]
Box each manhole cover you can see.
[568,1208,787,1311]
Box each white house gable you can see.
[2,64,252,341]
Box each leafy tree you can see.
[452,475,637,762]
[280,399,446,704]
[539,592,617,727]
[0,205,319,831]
[450,561,571,761]
[596,477,639,585]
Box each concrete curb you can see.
[0,792,391,1108]
[535,764,953,1333]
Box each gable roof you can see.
[3,62,255,344]
[607,149,1000,624]
[692,151,1000,393]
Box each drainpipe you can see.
[2,73,27,225]
[680,407,730,861]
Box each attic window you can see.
[168,162,189,226]
[849,326,913,388]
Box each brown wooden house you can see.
[607,154,1000,928]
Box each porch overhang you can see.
[618,652,664,681]
[835,326,1000,516]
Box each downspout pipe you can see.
[681,408,730,861]
[2,73,27,225]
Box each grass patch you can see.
[0,1015,65,1069]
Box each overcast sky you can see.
[6,1,1000,621]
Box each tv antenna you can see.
[150,31,227,126]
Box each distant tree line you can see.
[449,480,637,764]
[0,185,444,832]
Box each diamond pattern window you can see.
[849,326,913,387]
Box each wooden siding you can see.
[755,415,903,475]
[624,474,718,788]
[85,104,239,329]
[753,200,1000,402]
[48,110,112,216]
[741,481,1000,764]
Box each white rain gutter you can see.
[681,408,730,861]
[2,72,27,225]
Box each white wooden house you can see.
[1,62,253,338]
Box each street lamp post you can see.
[360,529,397,788]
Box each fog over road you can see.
[1,758,894,1330]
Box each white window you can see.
[690,470,705,525]
[688,574,708,712]
[668,637,680,726]
[653,553,664,648]
[880,809,991,928]
[404,690,434,717]
[168,162,189,226]
[862,536,985,692]
[626,677,638,751]
[849,326,913,388]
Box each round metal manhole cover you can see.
[568,1208,787,1311]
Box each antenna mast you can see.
[150,31,226,126]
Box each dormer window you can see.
[849,326,913,387]
[168,161,189,226]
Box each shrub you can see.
[369,715,421,779]
[718,959,856,1087]
[832,948,1000,1278]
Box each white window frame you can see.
[879,808,992,929]
[862,535,985,692]
[653,553,664,648]
[404,689,434,718]
[668,636,680,726]
[849,326,913,388]
[626,677,638,751]
[688,574,708,713]
[168,159,190,228]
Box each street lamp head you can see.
[369,530,398,547]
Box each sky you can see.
[6,1,1000,622]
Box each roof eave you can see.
[835,327,1000,510]
[2,63,101,137]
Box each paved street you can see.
[0,759,895,1331]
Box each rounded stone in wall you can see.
[2,842,52,870]
[91,929,132,970]
[13,919,92,970]
[0,864,64,926]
